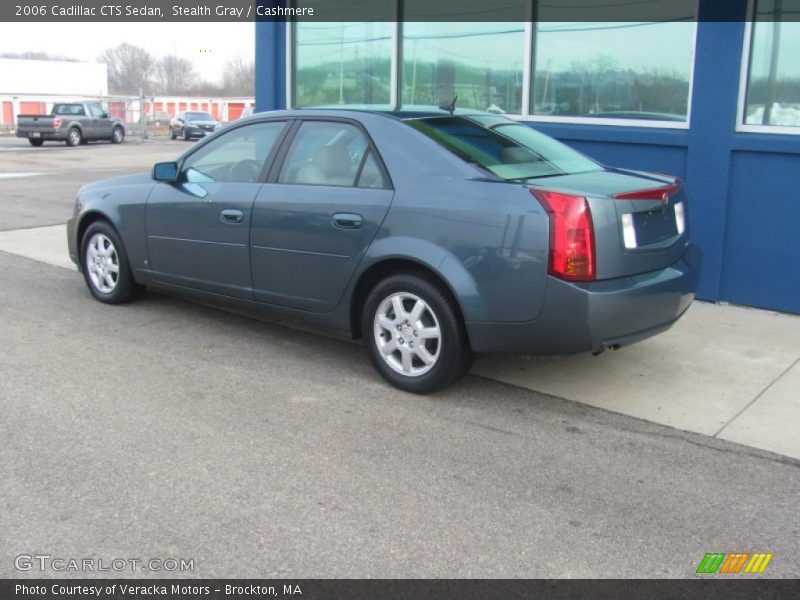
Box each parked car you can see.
[148,111,171,126]
[170,111,221,140]
[67,108,701,393]
[16,102,125,147]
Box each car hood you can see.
[81,172,153,193]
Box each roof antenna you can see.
[439,95,457,115]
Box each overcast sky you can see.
[0,22,255,83]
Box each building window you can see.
[530,21,696,122]
[402,22,525,114]
[742,0,800,129]
[293,22,393,107]
[287,1,698,127]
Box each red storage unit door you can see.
[166,102,175,115]
[108,102,126,120]
[227,102,245,121]
[2,101,13,124]
[210,104,220,119]
[179,102,187,111]
[154,102,163,112]
[20,101,46,115]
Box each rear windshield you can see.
[53,104,86,116]
[405,115,600,180]
[186,112,214,121]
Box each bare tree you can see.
[1,51,78,62]
[156,55,197,95]
[222,56,255,96]
[99,43,155,95]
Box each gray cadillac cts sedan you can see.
[67,108,701,393]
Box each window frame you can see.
[267,116,394,190]
[285,5,698,130]
[736,0,800,135]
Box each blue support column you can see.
[683,2,748,301]
[255,15,287,112]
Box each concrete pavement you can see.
[2,223,798,459]
[1,249,798,578]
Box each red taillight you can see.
[53,117,62,129]
[612,181,682,201]
[532,189,595,281]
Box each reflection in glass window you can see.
[402,22,525,114]
[744,0,800,127]
[531,21,696,121]
[293,22,393,107]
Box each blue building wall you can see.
[255,6,800,315]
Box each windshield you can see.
[186,112,214,122]
[405,115,601,180]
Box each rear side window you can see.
[405,115,600,180]
[279,121,384,188]
[53,104,86,116]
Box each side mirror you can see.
[101,112,109,119]
[153,161,178,182]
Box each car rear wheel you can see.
[362,273,473,393]
[111,126,124,144]
[183,129,191,141]
[170,128,177,140]
[81,221,143,304]
[66,127,81,147]
[28,138,43,147]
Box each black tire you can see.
[28,138,44,147]
[362,272,473,394]
[66,127,81,147]
[170,128,177,140]
[111,126,124,144]
[183,128,191,141]
[81,220,144,304]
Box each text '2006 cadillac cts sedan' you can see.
[67,108,701,393]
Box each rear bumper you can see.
[16,130,67,140]
[467,243,702,354]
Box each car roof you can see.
[248,105,501,122]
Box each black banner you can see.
[1,0,798,23]
[3,579,800,600]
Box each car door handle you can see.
[220,209,244,224]
[332,213,363,229]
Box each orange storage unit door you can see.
[20,101,46,115]
[2,101,13,124]
[227,102,245,121]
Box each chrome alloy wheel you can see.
[85,233,120,294]
[373,292,441,377]
[68,129,81,146]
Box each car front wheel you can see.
[111,126,124,144]
[362,273,473,393]
[81,221,143,304]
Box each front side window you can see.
[743,0,800,128]
[182,121,285,183]
[279,121,382,187]
[406,115,600,180]
[88,104,105,118]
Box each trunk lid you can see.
[529,168,690,280]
